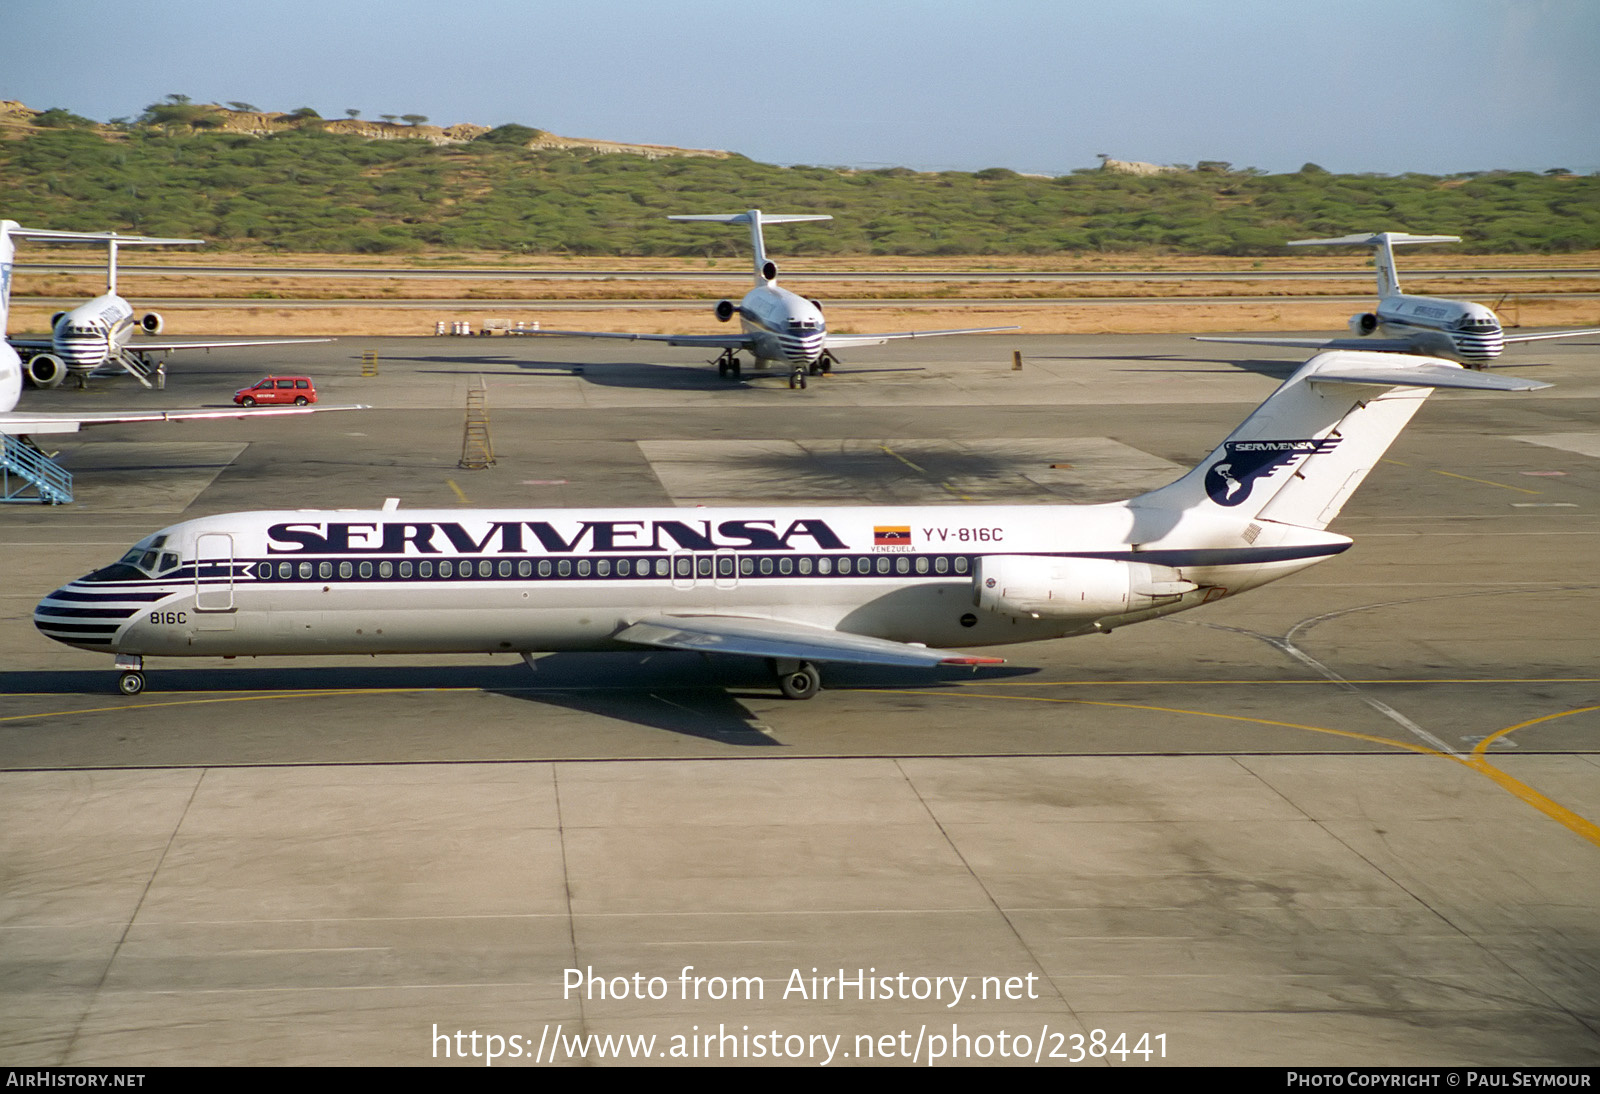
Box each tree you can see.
[33,108,96,129]
[400,114,429,127]
[227,102,261,113]
[346,109,361,120]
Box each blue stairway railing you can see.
[1,434,73,504]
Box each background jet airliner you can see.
[35,348,1543,699]
[4,222,327,389]
[531,209,1016,388]
[1193,232,1600,368]
[1,220,363,502]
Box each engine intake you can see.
[714,300,736,322]
[1348,312,1379,336]
[25,353,67,389]
[141,312,164,335]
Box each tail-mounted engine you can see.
[140,312,164,335]
[973,554,1197,621]
[714,300,737,322]
[1348,312,1379,336]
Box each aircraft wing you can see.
[616,615,1004,669]
[823,325,1019,350]
[128,337,332,352]
[525,329,755,351]
[6,336,55,351]
[1502,328,1600,345]
[1,403,367,436]
[1192,335,1423,353]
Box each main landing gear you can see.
[772,659,821,700]
[712,349,743,379]
[115,655,145,696]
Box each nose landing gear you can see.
[115,654,145,696]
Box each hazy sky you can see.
[5,0,1597,175]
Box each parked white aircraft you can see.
[531,210,1016,388]
[4,221,326,389]
[1194,232,1600,367]
[2,221,362,495]
[35,349,1544,699]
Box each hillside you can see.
[2,99,1595,256]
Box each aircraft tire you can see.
[777,662,821,701]
[118,671,145,696]
[718,360,729,378]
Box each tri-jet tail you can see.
[1134,350,1547,532]
[1289,231,1461,300]
[668,209,832,284]
[0,221,200,297]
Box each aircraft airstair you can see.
[1,435,73,504]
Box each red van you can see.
[234,376,316,407]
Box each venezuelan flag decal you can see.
[874,526,911,547]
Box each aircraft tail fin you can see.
[0,225,200,294]
[1289,231,1461,299]
[1133,350,1547,532]
[669,210,831,284]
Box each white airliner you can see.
[4,222,327,389]
[35,348,1544,699]
[2,221,362,495]
[1194,232,1600,367]
[531,210,1016,388]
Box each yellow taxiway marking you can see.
[1430,469,1542,495]
[446,479,471,504]
[5,682,1594,848]
[880,685,1600,850]
[1385,458,1543,495]
[0,688,466,725]
[879,444,975,502]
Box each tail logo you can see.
[1204,438,1340,506]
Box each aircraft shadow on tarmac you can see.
[380,352,924,391]
[0,656,1031,746]
[1031,351,1302,381]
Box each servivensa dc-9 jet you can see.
[36,349,1544,699]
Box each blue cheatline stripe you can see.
[47,544,1343,600]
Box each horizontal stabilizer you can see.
[1289,233,1460,247]
[3,226,202,246]
[668,213,832,226]
[618,615,1002,668]
[1305,358,1551,391]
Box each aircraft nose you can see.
[32,581,137,650]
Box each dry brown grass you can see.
[9,252,1596,338]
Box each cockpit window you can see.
[81,543,183,582]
